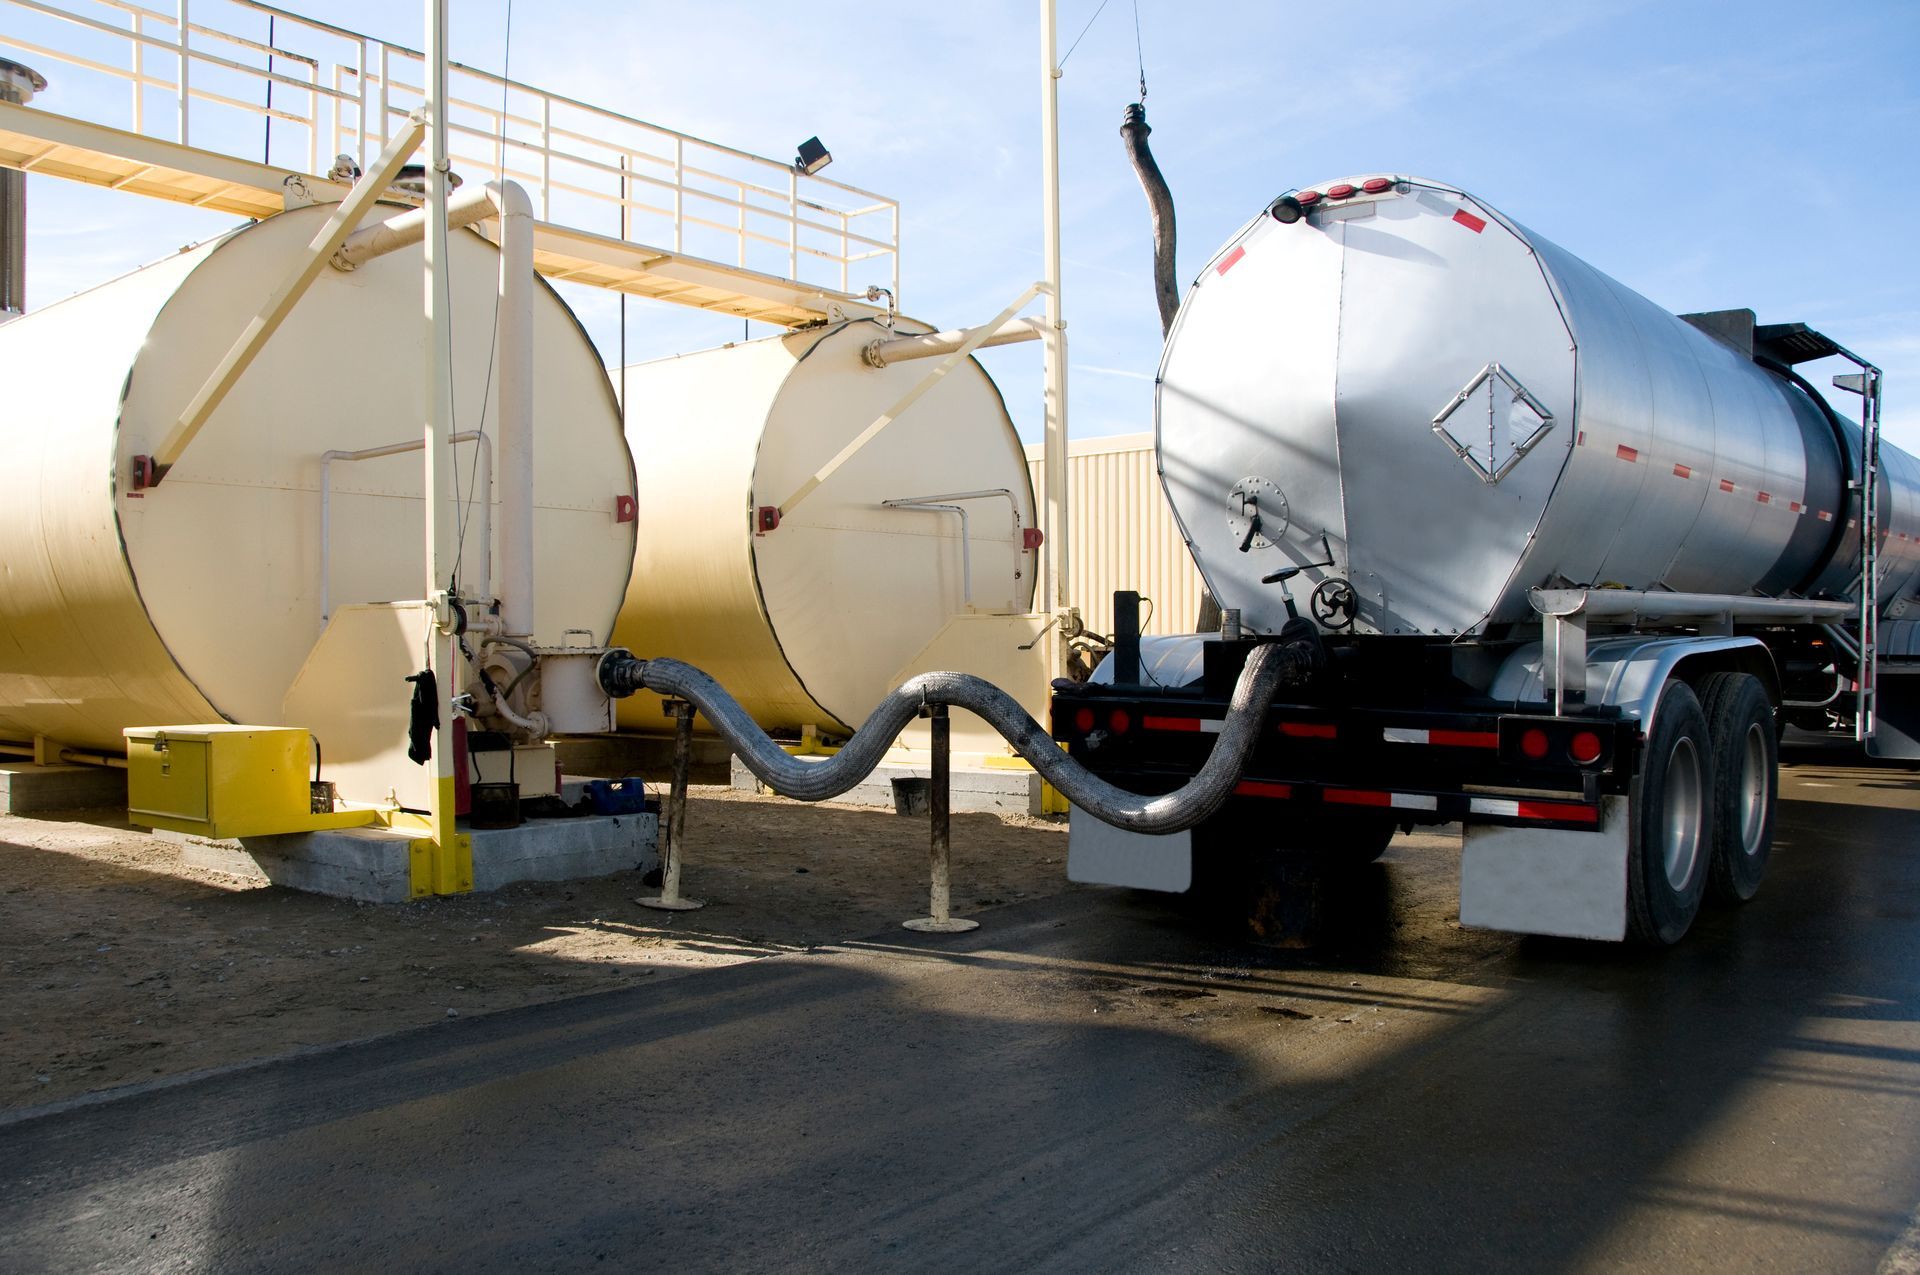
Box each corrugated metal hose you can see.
[598,636,1318,833]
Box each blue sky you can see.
[13,1,1919,448]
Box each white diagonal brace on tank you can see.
[150,112,428,476]
[776,280,1048,517]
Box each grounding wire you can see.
[451,0,516,600]
[1132,0,1147,102]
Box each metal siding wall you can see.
[1027,433,1205,637]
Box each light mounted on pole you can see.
[793,136,832,176]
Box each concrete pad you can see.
[0,763,127,814]
[730,753,1043,815]
[172,812,659,904]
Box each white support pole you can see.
[1039,0,1071,663]
[494,180,536,637]
[423,0,460,862]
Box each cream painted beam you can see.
[151,115,429,476]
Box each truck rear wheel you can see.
[1697,671,1777,904]
[1626,681,1713,945]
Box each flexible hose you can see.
[601,639,1312,834]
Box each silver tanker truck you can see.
[1052,175,1912,946]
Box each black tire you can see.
[1697,671,1777,904]
[1626,681,1714,945]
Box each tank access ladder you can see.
[1751,322,1899,754]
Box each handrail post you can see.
[175,0,189,145]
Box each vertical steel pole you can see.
[175,0,190,146]
[638,698,704,911]
[420,0,466,893]
[904,704,978,934]
[1039,0,1071,672]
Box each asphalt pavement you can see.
[2,738,1917,1272]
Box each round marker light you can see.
[1108,708,1133,735]
[1570,730,1603,765]
[1074,707,1096,734]
[1520,728,1550,760]
[1326,183,1356,199]
[1362,177,1393,193]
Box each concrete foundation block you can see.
[0,763,128,814]
[729,754,1043,815]
[171,812,659,904]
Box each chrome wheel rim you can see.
[1737,722,1768,857]
[1662,736,1704,891]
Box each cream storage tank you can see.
[614,319,1038,737]
[0,201,636,753]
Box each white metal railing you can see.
[0,0,900,300]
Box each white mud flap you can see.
[1459,795,1630,940]
[1067,811,1192,893]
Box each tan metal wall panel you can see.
[1027,433,1204,638]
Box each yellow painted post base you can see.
[781,724,841,757]
[978,748,1070,813]
[409,832,473,898]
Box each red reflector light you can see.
[1108,708,1132,735]
[1073,707,1095,734]
[1570,731,1603,765]
[1326,183,1356,199]
[1362,177,1392,193]
[1279,721,1337,739]
[1520,728,1550,760]
[1296,189,1322,205]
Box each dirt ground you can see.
[0,786,1072,1113]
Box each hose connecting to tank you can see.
[597,626,1324,834]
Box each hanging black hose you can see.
[1119,102,1180,339]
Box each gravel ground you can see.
[0,785,1073,1111]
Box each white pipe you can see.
[331,177,536,639]
[883,500,972,607]
[1530,588,1854,623]
[330,182,501,271]
[494,180,536,639]
[320,432,490,622]
[863,317,1044,367]
[490,690,548,738]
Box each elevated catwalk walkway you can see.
[0,0,898,326]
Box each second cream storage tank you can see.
[614,320,1038,736]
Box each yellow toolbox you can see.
[124,725,374,838]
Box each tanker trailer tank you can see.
[1156,176,1920,639]
[0,201,636,756]
[612,319,1038,739]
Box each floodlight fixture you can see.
[794,136,832,176]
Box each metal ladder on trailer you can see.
[1749,323,1889,749]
